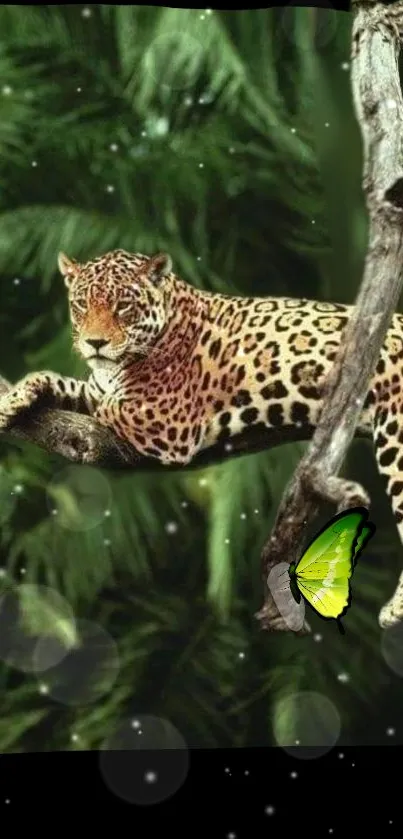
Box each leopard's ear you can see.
[58,252,80,288]
[148,253,172,284]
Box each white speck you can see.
[313,633,322,642]
[244,770,249,776]
[141,130,147,138]
[0,569,6,578]
[325,122,330,127]
[51,508,58,515]
[337,672,349,683]
[181,501,188,508]
[295,739,300,745]
[32,160,38,167]
[76,87,82,93]
[131,719,141,729]
[387,727,395,736]
[198,478,208,487]
[198,162,204,168]
[389,821,393,825]
[338,752,344,759]
[110,143,119,152]
[13,278,21,285]
[355,398,362,406]
[104,509,111,517]
[205,8,213,14]
[238,651,245,660]
[225,767,231,774]
[229,147,235,154]
[200,14,205,20]
[290,771,298,779]
[71,733,79,742]
[184,96,193,106]
[5,799,10,804]
[224,443,233,452]
[254,508,259,514]
[240,512,246,520]
[165,521,178,534]
[291,127,296,134]
[81,7,92,17]
[39,683,49,695]
[329,830,334,835]
[225,538,230,545]
[20,568,26,575]
[196,256,202,261]
[2,85,12,95]
[227,834,236,839]
[386,99,397,110]
[311,219,316,225]
[106,184,115,193]
[145,771,157,784]
[341,62,349,71]
[265,806,275,816]
[103,538,111,546]
[14,484,23,494]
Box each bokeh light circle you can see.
[35,619,120,706]
[99,715,189,805]
[0,584,76,673]
[46,465,112,532]
[272,691,341,759]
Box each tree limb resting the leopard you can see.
[255,0,403,636]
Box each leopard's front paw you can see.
[0,383,41,431]
[0,397,14,431]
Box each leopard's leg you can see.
[372,399,403,628]
[0,371,97,431]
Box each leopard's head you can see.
[58,249,172,371]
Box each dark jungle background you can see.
[0,4,401,754]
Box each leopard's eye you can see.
[70,299,86,316]
[115,302,132,316]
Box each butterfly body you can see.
[287,507,375,626]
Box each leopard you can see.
[1,247,403,627]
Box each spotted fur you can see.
[1,248,403,625]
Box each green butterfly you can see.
[288,507,375,633]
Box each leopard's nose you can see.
[86,338,109,351]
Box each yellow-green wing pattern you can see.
[290,507,375,622]
[295,510,367,575]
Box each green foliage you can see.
[0,5,400,753]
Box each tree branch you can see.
[256,0,403,635]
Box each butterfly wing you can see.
[295,509,368,575]
[267,562,306,631]
[294,508,373,621]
